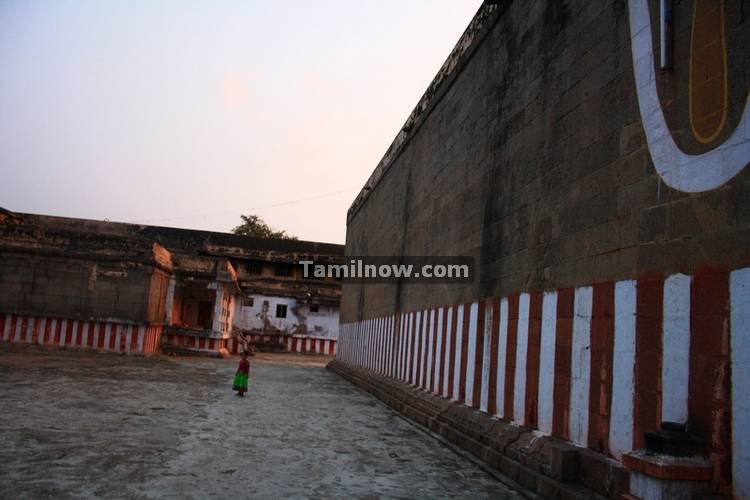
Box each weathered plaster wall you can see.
[0,252,159,324]
[234,295,339,339]
[342,0,750,321]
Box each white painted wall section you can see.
[569,286,593,447]
[610,280,637,458]
[662,273,691,424]
[496,298,509,418]
[513,294,530,424]
[731,267,750,500]
[464,302,479,406]
[538,291,558,435]
[452,305,464,401]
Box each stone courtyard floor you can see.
[0,346,526,499]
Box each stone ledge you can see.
[622,450,713,481]
[328,359,628,499]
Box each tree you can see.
[231,214,297,240]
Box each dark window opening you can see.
[243,297,254,307]
[274,264,293,277]
[275,304,287,318]
[246,261,263,275]
[197,301,213,329]
[309,304,319,313]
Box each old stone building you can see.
[0,209,343,357]
[334,1,750,499]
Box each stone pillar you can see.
[164,276,177,326]
[211,284,225,336]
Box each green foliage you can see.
[231,214,297,240]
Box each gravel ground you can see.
[0,346,524,499]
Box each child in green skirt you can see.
[233,351,250,397]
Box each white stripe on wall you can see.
[125,325,133,354]
[388,316,395,376]
[383,317,389,374]
[731,268,750,500]
[496,298,509,417]
[434,307,444,394]
[136,326,145,353]
[513,294,530,424]
[58,320,68,347]
[442,306,453,398]
[26,317,35,343]
[480,303,493,412]
[465,302,479,406]
[662,273,691,424]
[379,317,385,372]
[103,323,111,351]
[400,314,408,380]
[81,321,90,347]
[569,286,593,447]
[610,280,637,458]
[453,305,465,401]
[2,314,10,341]
[419,311,428,388]
[538,291,558,434]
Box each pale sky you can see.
[0,0,482,244]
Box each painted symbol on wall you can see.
[628,0,750,192]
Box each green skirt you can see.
[233,372,248,391]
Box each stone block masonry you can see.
[337,266,750,498]
[341,0,749,496]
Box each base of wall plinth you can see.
[327,359,629,499]
[622,451,713,500]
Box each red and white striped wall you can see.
[163,332,227,354]
[226,334,336,355]
[284,336,337,356]
[337,267,750,495]
[166,332,337,356]
[225,334,284,354]
[0,313,162,355]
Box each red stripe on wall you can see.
[503,295,520,420]
[633,275,663,449]
[472,301,486,409]
[65,320,74,346]
[689,270,731,492]
[524,292,543,428]
[588,282,615,454]
[43,318,52,345]
[75,321,84,346]
[31,317,40,344]
[97,322,105,349]
[9,315,18,342]
[459,303,471,403]
[54,319,63,346]
[552,289,574,440]
[87,322,95,347]
[130,327,139,352]
[438,307,449,394]
[488,299,501,415]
